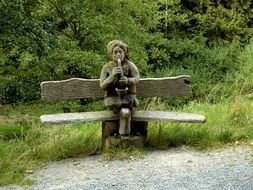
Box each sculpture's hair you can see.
[107,40,129,60]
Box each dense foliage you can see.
[1,0,253,104]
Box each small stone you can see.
[25,170,33,174]
[235,141,239,145]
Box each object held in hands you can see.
[116,58,128,97]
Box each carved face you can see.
[112,46,125,62]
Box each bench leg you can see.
[131,121,148,144]
[102,121,148,150]
[102,121,118,150]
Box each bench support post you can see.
[102,121,148,150]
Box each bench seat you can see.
[40,110,206,125]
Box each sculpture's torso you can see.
[101,60,137,98]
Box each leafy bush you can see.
[234,40,253,96]
[147,41,241,103]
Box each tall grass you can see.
[0,123,101,185]
[0,102,101,185]
[148,97,253,149]
[234,41,253,96]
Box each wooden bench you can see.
[40,75,205,149]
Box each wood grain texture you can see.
[40,110,205,125]
[41,75,192,101]
[133,111,206,123]
[41,78,104,101]
[137,75,191,98]
[40,111,118,125]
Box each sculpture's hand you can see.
[119,76,128,86]
[112,67,122,78]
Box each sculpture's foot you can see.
[105,135,145,149]
[102,121,148,150]
[120,134,130,140]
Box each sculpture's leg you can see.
[119,108,131,138]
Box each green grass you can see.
[0,101,102,186]
[0,97,253,186]
[148,96,253,149]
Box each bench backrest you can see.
[41,75,192,102]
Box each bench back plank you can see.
[41,75,192,101]
[41,78,102,101]
[137,76,191,98]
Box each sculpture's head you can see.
[107,40,129,62]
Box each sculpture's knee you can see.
[119,108,130,119]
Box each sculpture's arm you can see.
[127,62,140,86]
[100,65,117,90]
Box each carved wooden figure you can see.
[100,40,140,141]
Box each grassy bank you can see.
[149,96,253,149]
[0,97,253,185]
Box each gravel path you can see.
[1,145,253,190]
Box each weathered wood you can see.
[40,111,118,125]
[40,110,206,125]
[41,75,192,101]
[41,78,103,101]
[137,76,191,98]
[101,121,149,150]
[133,111,206,123]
